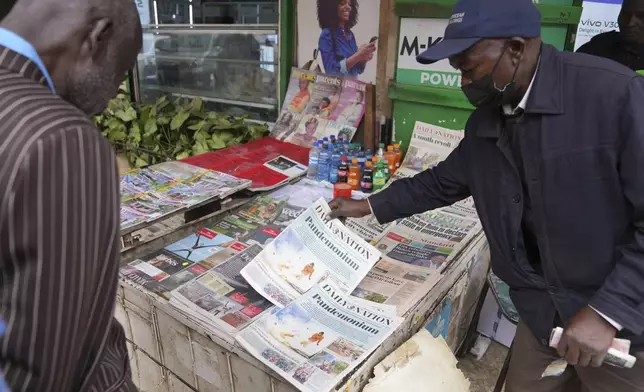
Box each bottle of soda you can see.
[337,156,349,183]
[385,145,396,174]
[373,157,387,191]
[393,143,402,173]
[360,161,374,193]
[348,158,361,190]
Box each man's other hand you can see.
[328,198,371,220]
[557,306,617,368]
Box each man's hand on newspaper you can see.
[328,198,371,220]
[556,306,617,368]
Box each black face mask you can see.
[462,47,521,108]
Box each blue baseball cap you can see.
[417,0,541,64]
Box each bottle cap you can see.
[366,161,372,167]
[387,145,394,151]
[313,142,319,147]
[394,143,400,148]
[372,157,379,162]
[379,143,385,147]
[323,137,329,141]
[341,155,347,161]
[352,158,359,164]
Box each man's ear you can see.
[84,17,113,61]
[507,37,527,65]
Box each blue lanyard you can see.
[0,27,55,94]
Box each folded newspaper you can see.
[241,198,381,307]
[169,245,275,340]
[236,280,403,392]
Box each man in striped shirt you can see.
[0,0,142,391]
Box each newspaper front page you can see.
[352,258,442,316]
[241,199,380,307]
[236,280,402,392]
[169,245,274,336]
[345,215,393,244]
[393,121,464,180]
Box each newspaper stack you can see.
[236,280,403,392]
[169,245,275,342]
[120,161,251,230]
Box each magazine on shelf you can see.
[119,161,251,231]
[170,245,274,336]
[181,137,310,192]
[278,69,365,148]
[236,280,402,392]
[272,69,317,141]
[241,198,380,308]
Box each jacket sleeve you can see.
[368,136,471,224]
[590,76,644,335]
[318,29,342,74]
[0,126,129,391]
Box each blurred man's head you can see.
[417,0,542,108]
[619,0,644,46]
[1,0,142,115]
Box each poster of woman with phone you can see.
[297,0,381,83]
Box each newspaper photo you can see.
[236,280,402,392]
[352,258,442,316]
[241,198,380,307]
[394,121,464,179]
[170,245,274,335]
[375,230,457,272]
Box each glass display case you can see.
[134,24,279,121]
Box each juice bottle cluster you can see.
[307,138,402,194]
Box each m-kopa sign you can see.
[397,18,462,89]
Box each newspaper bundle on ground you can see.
[120,161,251,230]
[169,245,274,338]
[273,68,366,148]
[241,198,380,307]
[181,137,310,191]
[363,329,470,392]
[236,280,403,392]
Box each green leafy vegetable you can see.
[93,88,269,169]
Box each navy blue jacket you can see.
[370,44,644,347]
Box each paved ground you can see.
[458,341,509,392]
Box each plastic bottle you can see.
[365,148,373,163]
[360,161,374,193]
[393,143,402,173]
[307,142,320,180]
[357,150,367,171]
[385,145,396,174]
[348,158,361,190]
[337,156,349,183]
[376,143,385,159]
[322,137,329,150]
[328,146,342,184]
[317,143,331,182]
[373,157,387,191]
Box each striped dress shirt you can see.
[0,46,135,391]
